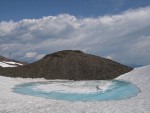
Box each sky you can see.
[0,0,150,67]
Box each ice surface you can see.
[33,81,113,94]
[0,65,150,113]
[14,80,140,101]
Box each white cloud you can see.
[36,54,45,60]
[25,52,37,58]
[0,7,150,66]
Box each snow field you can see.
[0,65,150,113]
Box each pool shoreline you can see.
[13,80,141,102]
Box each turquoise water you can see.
[13,80,140,102]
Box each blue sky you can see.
[0,0,150,21]
[0,0,150,67]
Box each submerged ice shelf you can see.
[13,80,140,102]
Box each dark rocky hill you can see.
[0,55,9,61]
[0,50,133,80]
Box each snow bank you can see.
[0,65,150,113]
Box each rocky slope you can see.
[0,50,133,80]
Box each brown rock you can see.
[0,50,133,80]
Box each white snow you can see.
[0,61,23,67]
[0,65,150,113]
[33,81,113,94]
[0,62,17,67]
[3,61,23,65]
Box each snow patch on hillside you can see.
[0,62,17,67]
[3,61,23,65]
[0,61,23,67]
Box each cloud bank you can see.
[0,6,150,66]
